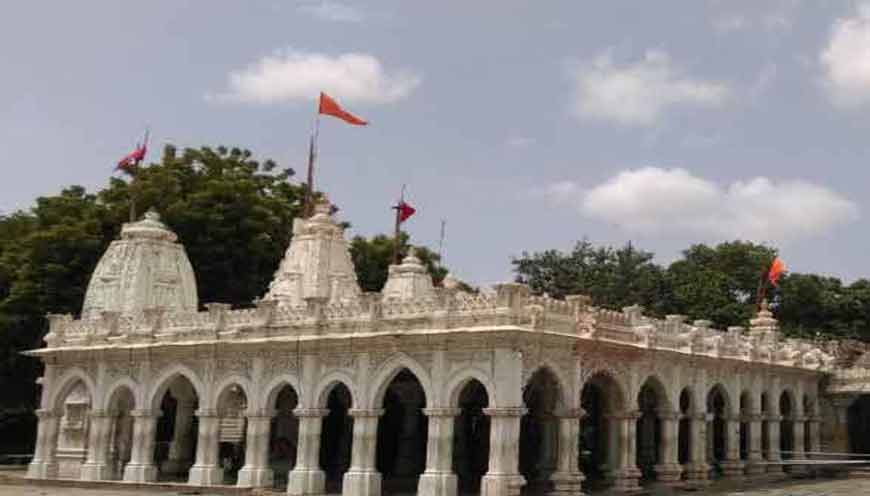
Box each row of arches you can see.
[33,363,823,494]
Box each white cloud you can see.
[568,50,730,126]
[821,3,870,107]
[545,167,858,243]
[297,1,364,23]
[209,49,420,105]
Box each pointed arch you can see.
[210,375,254,413]
[445,367,498,408]
[102,377,140,412]
[260,373,301,412]
[49,367,96,412]
[368,353,432,408]
[525,364,569,411]
[147,364,204,410]
[580,370,627,413]
[638,374,672,411]
[314,371,357,409]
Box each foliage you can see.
[350,232,448,292]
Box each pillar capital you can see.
[557,407,585,419]
[130,409,160,418]
[607,410,641,420]
[195,408,219,418]
[765,414,783,422]
[483,407,527,418]
[348,408,384,418]
[294,408,329,418]
[422,407,461,417]
[88,409,113,419]
[245,408,276,419]
[35,408,59,419]
[656,409,680,421]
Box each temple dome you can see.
[80,210,198,320]
[264,199,361,306]
[381,248,436,301]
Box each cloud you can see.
[209,49,420,105]
[821,3,870,107]
[544,167,858,243]
[505,136,536,148]
[567,50,730,126]
[297,1,364,23]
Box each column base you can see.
[342,469,381,496]
[26,461,58,480]
[122,463,157,483]
[766,461,785,474]
[550,472,585,495]
[744,459,766,476]
[161,458,193,475]
[288,467,326,495]
[654,463,683,483]
[682,463,710,487]
[721,460,745,478]
[188,465,224,486]
[237,466,273,488]
[481,473,525,496]
[80,462,112,481]
[611,468,642,493]
[418,470,458,496]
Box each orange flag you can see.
[319,92,367,125]
[768,257,786,286]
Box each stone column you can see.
[342,409,383,496]
[481,407,526,496]
[122,409,160,482]
[654,411,682,483]
[418,408,460,496]
[720,416,744,477]
[161,399,196,474]
[745,413,765,476]
[610,412,640,492]
[790,416,807,474]
[683,413,709,486]
[188,409,222,486]
[80,410,114,480]
[807,416,821,455]
[765,415,783,474]
[550,409,584,496]
[27,409,61,479]
[237,412,275,488]
[288,409,329,495]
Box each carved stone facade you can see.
[25,199,869,495]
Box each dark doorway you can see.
[848,395,870,454]
[453,380,490,494]
[320,384,353,493]
[376,369,427,494]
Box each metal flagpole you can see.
[438,219,446,263]
[392,184,406,265]
[304,111,321,218]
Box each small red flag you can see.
[116,143,147,173]
[397,201,415,223]
[768,257,786,287]
[319,92,367,126]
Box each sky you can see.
[2,1,870,287]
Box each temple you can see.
[23,199,870,495]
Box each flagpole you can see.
[438,219,446,263]
[755,262,769,309]
[304,98,321,218]
[393,184,406,265]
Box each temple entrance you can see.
[739,392,750,462]
[706,385,728,476]
[216,385,248,484]
[580,373,623,489]
[106,387,135,480]
[269,385,298,490]
[453,379,490,494]
[779,392,794,462]
[320,384,352,493]
[677,388,691,471]
[520,368,562,494]
[154,376,199,481]
[635,378,664,481]
[376,369,427,494]
[847,395,870,454]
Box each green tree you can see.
[350,232,448,292]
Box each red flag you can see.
[319,92,367,125]
[397,201,415,223]
[116,143,146,173]
[768,257,786,287]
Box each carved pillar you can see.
[654,411,682,483]
[237,412,275,488]
[80,410,114,480]
[188,409,222,486]
[745,413,765,475]
[550,409,584,496]
[418,408,460,496]
[161,399,196,474]
[288,409,328,495]
[790,417,807,474]
[342,409,383,496]
[481,407,526,496]
[122,410,160,482]
[683,413,710,486]
[27,409,61,479]
[720,416,744,477]
[610,412,640,492]
[765,415,783,474]
[807,416,821,455]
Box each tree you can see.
[350,232,448,292]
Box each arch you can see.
[445,368,498,408]
[49,367,97,412]
[707,384,730,468]
[707,383,732,414]
[580,371,627,414]
[103,378,139,412]
[524,366,568,411]
[369,353,432,408]
[527,360,572,406]
[677,387,693,466]
[779,389,796,418]
[314,371,357,409]
[211,375,254,413]
[454,379,491,493]
[739,390,753,461]
[847,395,870,454]
[579,371,626,485]
[260,374,301,412]
[638,375,671,410]
[147,364,205,410]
